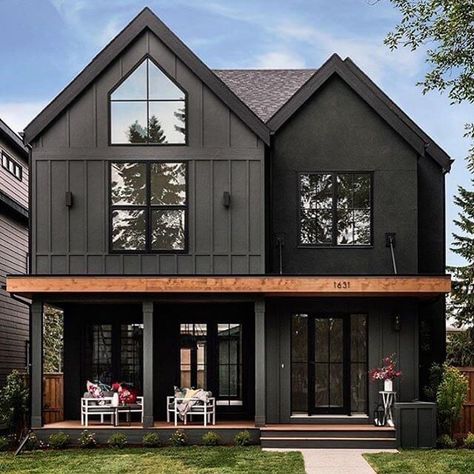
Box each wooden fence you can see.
[455,367,474,437]
[43,373,64,424]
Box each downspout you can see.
[385,233,398,274]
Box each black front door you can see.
[309,315,350,415]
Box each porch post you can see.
[142,301,154,427]
[254,298,266,427]
[30,300,43,428]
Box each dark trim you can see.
[0,189,28,224]
[108,54,189,146]
[108,160,189,254]
[0,117,28,158]
[267,54,452,172]
[1,149,23,181]
[23,8,270,145]
[296,171,373,248]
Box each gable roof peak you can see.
[24,7,269,144]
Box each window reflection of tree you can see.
[111,161,187,251]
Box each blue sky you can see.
[0,0,472,266]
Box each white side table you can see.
[379,391,396,426]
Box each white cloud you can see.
[0,101,48,134]
[254,51,306,69]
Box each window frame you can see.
[1,150,23,181]
[297,170,374,248]
[108,160,189,254]
[108,54,188,147]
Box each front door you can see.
[309,316,350,414]
[291,313,367,416]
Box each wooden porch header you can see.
[6,275,451,298]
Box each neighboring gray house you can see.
[0,118,29,386]
[7,8,451,448]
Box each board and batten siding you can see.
[0,214,28,386]
[30,30,265,275]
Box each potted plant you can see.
[369,354,401,391]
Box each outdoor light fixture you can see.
[65,191,73,208]
[222,191,231,208]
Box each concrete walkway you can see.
[265,448,398,473]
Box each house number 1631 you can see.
[333,281,351,289]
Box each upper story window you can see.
[110,57,186,145]
[299,172,372,246]
[1,150,22,181]
[110,161,187,252]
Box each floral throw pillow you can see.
[87,380,104,399]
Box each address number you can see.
[333,281,351,289]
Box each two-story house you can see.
[7,8,451,447]
[0,118,29,386]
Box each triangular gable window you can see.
[110,57,186,144]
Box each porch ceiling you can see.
[6,274,451,298]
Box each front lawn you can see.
[365,450,474,474]
[0,447,305,474]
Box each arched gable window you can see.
[110,57,186,144]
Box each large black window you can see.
[110,161,187,252]
[299,172,372,246]
[110,57,186,145]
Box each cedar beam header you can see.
[6,275,451,298]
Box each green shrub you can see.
[234,430,251,446]
[0,436,9,451]
[78,430,96,448]
[0,370,29,441]
[437,434,456,449]
[202,431,220,446]
[25,432,43,451]
[464,432,474,449]
[169,429,187,447]
[48,432,71,449]
[142,432,161,447]
[107,432,127,449]
[437,365,469,436]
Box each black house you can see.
[7,8,451,447]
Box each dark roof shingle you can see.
[213,69,317,123]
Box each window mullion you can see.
[332,173,338,246]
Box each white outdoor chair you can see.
[81,396,114,427]
[167,395,216,426]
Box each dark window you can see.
[110,161,187,252]
[110,57,186,144]
[84,322,143,392]
[299,172,372,246]
[217,323,243,406]
[179,323,208,389]
[1,151,22,181]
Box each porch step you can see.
[260,425,396,449]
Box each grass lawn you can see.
[364,450,474,474]
[0,447,305,474]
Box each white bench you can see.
[81,396,144,426]
[167,396,216,426]
[81,396,114,427]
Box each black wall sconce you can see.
[392,313,401,332]
[65,191,73,208]
[222,191,231,208]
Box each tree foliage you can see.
[437,365,469,436]
[43,305,63,373]
[385,1,474,347]
[0,370,29,441]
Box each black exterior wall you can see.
[270,76,419,275]
[265,297,420,423]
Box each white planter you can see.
[384,379,393,392]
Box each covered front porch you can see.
[6,274,451,436]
